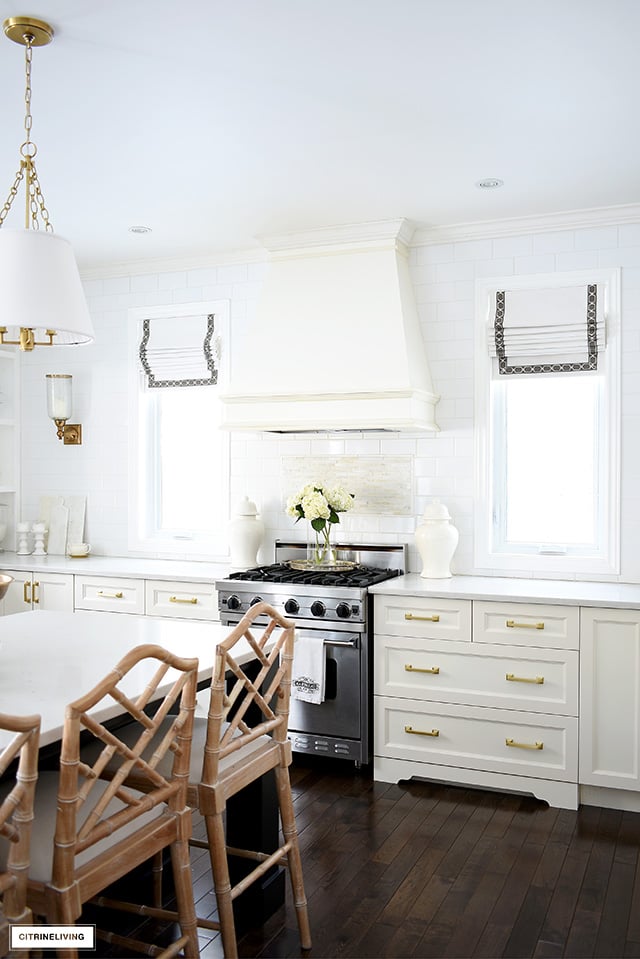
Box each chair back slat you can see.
[201,603,295,788]
[51,644,197,886]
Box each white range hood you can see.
[220,219,439,432]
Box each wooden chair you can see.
[0,712,40,959]
[110,603,311,958]
[25,643,200,959]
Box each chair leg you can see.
[274,766,312,950]
[205,811,238,959]
[169,839,200,959]
[152,849,164,908]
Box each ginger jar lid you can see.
[422,498,452,521]
[234,495,258,516]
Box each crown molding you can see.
[411,203,640,246]
[79,246,266,281]
[78,204,640,279]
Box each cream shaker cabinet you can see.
[580,607,640,792]
[374,595,580,809]
[0,568,74,614]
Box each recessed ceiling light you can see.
[128,225,152,234]
[476,178,504,189]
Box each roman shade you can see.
[488,283,605,375]
[138,313,219,388]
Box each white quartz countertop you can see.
[0,611,263,748]
[369,573,640,610]
[0,552,230,583]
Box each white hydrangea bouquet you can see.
[286,483,355,565]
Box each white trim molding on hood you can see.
[219,218,440,432]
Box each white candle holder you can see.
[32,522,47,556]
[16,522,31,555]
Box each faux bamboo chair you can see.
[25,643,200,959]
[106,603,311,958]
[0,712,41,959]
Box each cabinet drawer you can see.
[375,696,578,781]
[374,638,578,716]
[374,594,471,642]
[145,580,218,621]
[74,575,144,614]
[473,601,579,649]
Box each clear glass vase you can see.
[307,523,337,567]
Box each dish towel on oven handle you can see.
[291,633,326,705]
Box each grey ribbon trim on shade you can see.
[139,313,218,388]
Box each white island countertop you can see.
[0,552,229,583]
[0,610,256,748]
[369,573,640,610]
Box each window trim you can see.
[473,267,621,577]
[127,299,231,559]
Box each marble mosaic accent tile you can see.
[282,456,413,515]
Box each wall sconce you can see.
[46,374,82,445]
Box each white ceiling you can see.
[0,0,638,270]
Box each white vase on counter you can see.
[415,499,459,579]
[229,496,264,569]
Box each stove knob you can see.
[226,594,241,611]
[250,595,263,607]
[310,600,326,618]
[336,602,351,619]
[284,598,300,615]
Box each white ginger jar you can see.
[415,499,459,579]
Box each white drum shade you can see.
[0,229,94,345]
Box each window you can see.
[128,300,230,558]
[474,269,620,576]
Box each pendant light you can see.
[0,16,94,351]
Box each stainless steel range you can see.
[216,541,406,765]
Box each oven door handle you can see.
[323,638,358,647]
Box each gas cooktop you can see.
[226,563,401,589]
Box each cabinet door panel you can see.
[374,595,471,642]
[473,601,579,649]
[375,696,578,781]
[374,636,578,715]
[145,580,218,621]
[580,607,640,789]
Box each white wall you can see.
[17,214,640,581]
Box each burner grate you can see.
[227,563,401,588]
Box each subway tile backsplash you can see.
[16,217,640,581]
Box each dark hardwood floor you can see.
[81,755,640,957]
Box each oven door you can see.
[288,628,361,740]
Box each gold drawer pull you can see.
[23,582,30,604]
[33,581,39,605]
[169,595,198,605]
[506,673,544,685]
[97,590,124,599]
[405,664,440,675]
[405,725,439,737]
[405,613,440,623]
[506,619,545,630]
[505,737,543,750]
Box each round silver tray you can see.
[288,559,358,572]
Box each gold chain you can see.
[0,31,53,232]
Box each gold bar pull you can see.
[505,737,543,750]
[98,590,124,599]
[405,612,440,622]
[23,581,31,605]
[169,595,198,605]
[405,664,440,675]
[405,725,439,737]
[506,673,544,685]
[32,581,39,605]
[506,619,545,630]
